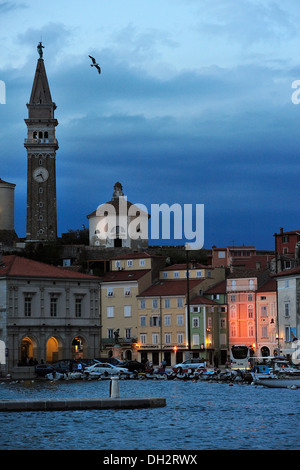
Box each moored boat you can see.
[254,375,300,388]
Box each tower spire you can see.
[24,44,58,243]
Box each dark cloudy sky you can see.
[0,0,299,250]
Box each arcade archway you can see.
[20,336,37,365]
[71,336,86,360]
[46,336,61,363]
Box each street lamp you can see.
[186,248,191,358]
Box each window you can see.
[177,315,184,326]
[284,302,290,317]
[174,271,179,278]
[139,259,145,267]
[164,315,171,326]
[261,326,268,338]
[162,272,168,278]
[75,298,82,317]
[177,333,184,344]
[140,334,147,344]
[127,260,133,267]
[230,304,236,318]
[115,260,121,268]
[248,324,254,336]
[196,270,202,278]
[284,280,290,288]
[192,317,199,328]
[285,327,290,342]
[140,299,146,309]
[124,305,131,317]
[140,316,146,326]
[220,318,226,329]
[107,288,114,297]
[107,306,114,318]
[220,333,226,345]
[125,328,131,339]
[207,270,211,278]
[152,333,159,344]
[177,298,183,308]
[249,280,254,290]
[218,251,226,258]
[260,305,267,317]
[230,294,236,302]
[152,299,158,309]
[124,287,131,296]
[230,323,237,337]
[24,297,32,317]
[150,316,160,326]
[108,328,114,339]
[193,334,200,346]
[248,305,254,319]
[165,333,171,344]
[231,280,236,291]
[50,298,57,317]
[248,294,253,301]
[164,299,170,308]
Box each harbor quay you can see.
[0,396,166,412]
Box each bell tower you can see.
[24,43,58,242]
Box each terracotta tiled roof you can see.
[257,278,277,292]
[0,255,99,280]
[204,280,227,294]
[190,296,220,306]
[138,279,204,297]
[163,263,210,270]
[101,270,151,282]
[110,252,159,260]
[272,266,300,277]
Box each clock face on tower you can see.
[33,167,49,183]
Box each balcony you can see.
[24,138,58,145]
[102,337,137,347]
[227,284,256,292]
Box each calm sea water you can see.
[0,378,299,451]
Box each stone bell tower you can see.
[24,43,58,242]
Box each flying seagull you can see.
[89,55,101,74]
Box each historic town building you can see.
[0,255,101,376]
[273,266,300,362]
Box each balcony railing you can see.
[102,337,137,346]
[227,285,256,292]
[24,138,58,144]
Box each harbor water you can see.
[0,378,299,451]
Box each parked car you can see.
[35,363,54,377]
[83,362,131,377]
[95,357,126,366]
[122,360,146,372]
[52,362,71,374]
[172,358,207,373]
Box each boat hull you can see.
[255,378,300,388]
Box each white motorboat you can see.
[251,357,300,387]
[254,375,300,388]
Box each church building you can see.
[87,182,149,250]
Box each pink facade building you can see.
[227,273,258,352]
